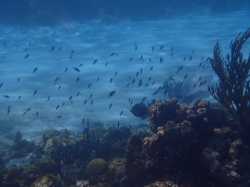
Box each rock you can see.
[31,174,62,187]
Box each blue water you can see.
[0,1,250,141]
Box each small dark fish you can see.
[152,81,155,85]
[193,84,197,88]
[76,77,80,83]
[150,66,153,71]
[201,56,203,61]
[129,57,133,62]
[33,67,38,73]
[72,67,80,72]
[96,77,99,81]
[158,86,162,91]
[36,112,38,117]
[152,90,158,95]
[160,45,164,51]
[27,108,31,112]
[149,58,152,62]
[91,100,93,106]
[58,85,61,90]
[114,72,117,77]
[64,68,68,72]
[61,102,64,106]
[82,118,85,124]
[18,96,21,100]
[203,80,207,84]
[134,43,137,51]
[77,92,80,96]
[151,46,154,52]
[171,53,173,57]
[70,55,73,59]
[109,103,112,109]
[110,78,113,83]
[136,72,139,77]
[17,78,20,82]
[79,64,83,67]
[128,125,133,129]
[71,50,74,54]
[105,62,108,67]
[140,55,143,61]
[0,83,2,87]
[83,100,87,105]
[140,68,142,74]
[130,103,148,118]
[117,121,120,128]
[3,42,6,46]
[58,116,62,118]
[33,90,37,96]
[126,83,130,87]
[50,46,55,51]
[69,96,72,101]
[160,57,164,63]
[110,52,116,56]
[56,105,59,110]
[138,82,142,88]
[87,83,91,89]
[141,97,146,102]
[184,74,188,79]
[199,82,203,87]
[193,49,195,54]
[164,91,167,96]
[132,79,135,84]
[89,94,93,99]
[189,56,192,61]
[61,165,81,173]
[199,63,202,67]
[171,46,174,51]
[7,108,10,115]
[184,57,186,61]
[120,111,123,116]
[48,96,50,101]
[198,77,202,81]
[202,65,205,68]
[148,77,152,81]
[108,90,116,98]
[93,59,98,65]
[54,77,59,83]
[23,112,26,115]
[24,54,29,59]
[145,83,148,87]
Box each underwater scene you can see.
[0,0,250,187]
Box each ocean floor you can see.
[0,11,250,141]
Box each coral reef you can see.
[208,27,250,133]
[1,98,250,186]
[86,158,108,177]
[122,98,250,187]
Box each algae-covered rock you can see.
[31,174,62,187]
[86,158,108,177]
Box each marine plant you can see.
[208,27,250,131]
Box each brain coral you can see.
[86,158,109,176]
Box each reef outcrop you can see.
[123,98,250,187]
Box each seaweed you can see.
[208,27,250,129]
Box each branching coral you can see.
[208,27,250,128]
